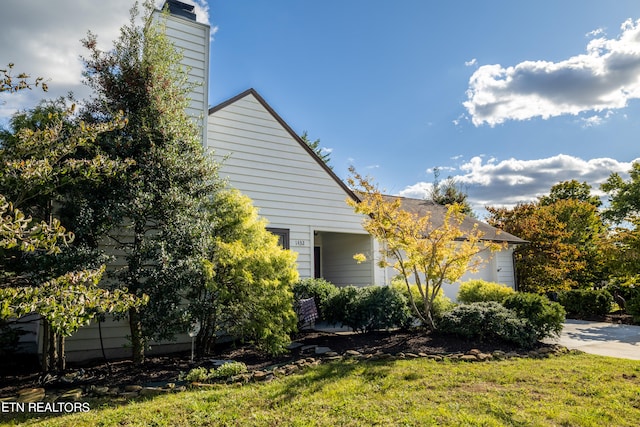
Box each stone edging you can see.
[1,344,574,403]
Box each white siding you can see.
[207,93,374,282]
[321,233,373,287]
[384,244,518,301]
[153,9,210,145]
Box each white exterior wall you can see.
[207,92,377,284]
[385,244,518,301]
[153,9,210,145]
[320,232,373,286]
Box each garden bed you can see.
[0,328,547,399]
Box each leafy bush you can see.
[361,286,413,331]
[627,295,640,323]
[605,279,640,310]
[503,293,565,340]
[211,361,248,379]
[324,285,412,333]
[438,302,537,347]
[557,289,613,318]
[185,367,209,382]
[391,279,455,324]
[293,278,338,321]
[457,280,516,304]
[184,361,249,383]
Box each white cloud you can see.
[464,18,640,126]
[586,28,605,38]
[0,0,213,118]
[425,166,456,174]
[399,182,433,199]
[399,154,639,215]
[465,58,477,67]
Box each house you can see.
[381,196,526,299]
[21,0,524,362]
[206,90,526,299]
[207,88,383,287]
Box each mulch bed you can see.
[0,329,528,398]
[1,314,637,399]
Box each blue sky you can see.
[2,0,640,217]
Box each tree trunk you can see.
[129,308,145,365]
[48,328,58,372]
[41,318,49,373]
[56,335,66,371]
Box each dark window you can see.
[314,246,321,278]
[267,228,290,249]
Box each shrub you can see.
[211,361,248,379]
[457,280,516,304]
[627,295,640,323]
[360,286,413,331]
[557,289,613,318]
[293,278,339,321]
[605,279,640,311]
[184,362,249,383]
[185,367,210,382]
[503,293,565,340]
[391,279,455,324]
[324,285,412,333]
[324,286,365,331]
[438,302,537,348]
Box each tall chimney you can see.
[153,0,210,146]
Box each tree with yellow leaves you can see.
[347,167,504,329]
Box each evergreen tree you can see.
[429,168,474,217]
[189,190,299,356]
[301,131,332,168]
[80,2,223,364]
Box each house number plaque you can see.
[294,240,306,246]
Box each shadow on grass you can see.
[272,358,395,403]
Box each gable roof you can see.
[382,195,527,244]
[209,88,360,203]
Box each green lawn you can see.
[3,353,640,426]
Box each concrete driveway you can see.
[545,319,640,360]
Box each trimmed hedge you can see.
[457,280,516,304]
[438,302,537,348]
[503,293,565,340]
[439,293,566,348]
[557,289,613,318]
[324,285,412,333]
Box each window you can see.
[267,228,290,249]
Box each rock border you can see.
[0,344,575,403]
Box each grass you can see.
[3,353,640,426]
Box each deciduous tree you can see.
[347,167,502,329]
[0,67,142,371]
[487,180,608,293]
[601,162,640,283]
